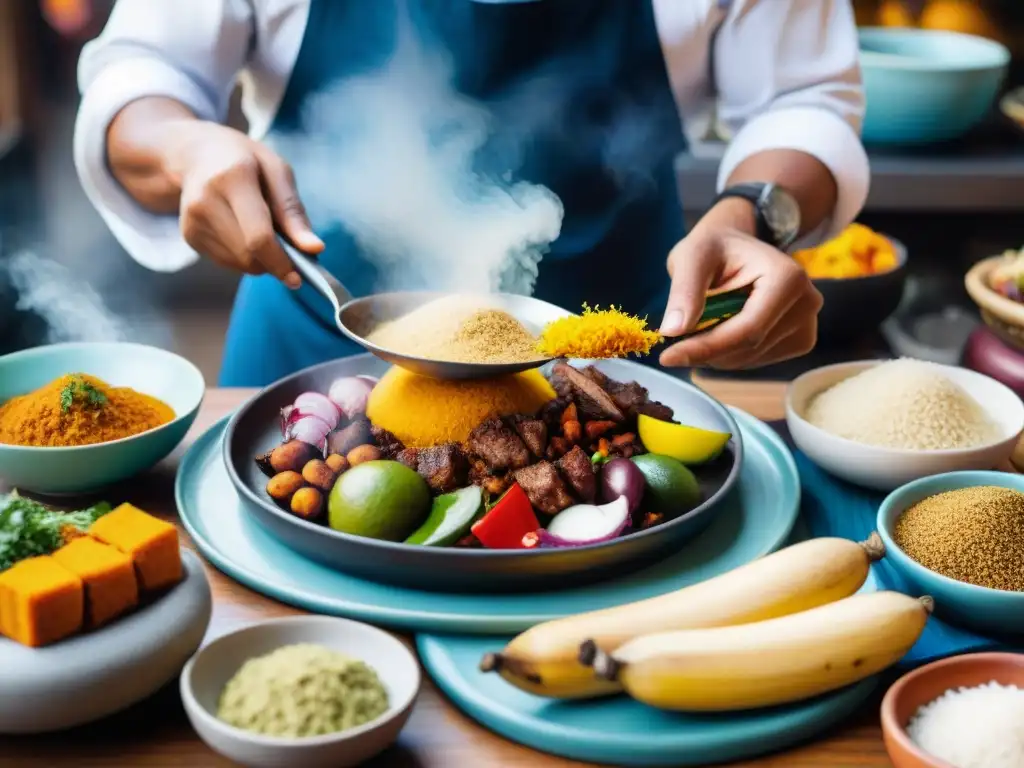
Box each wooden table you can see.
[0,383,894,768]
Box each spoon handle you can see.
[280,238,354,311]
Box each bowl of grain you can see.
[877,471,1024,637]
[786,359,1024,491]
[881,652,1024,768]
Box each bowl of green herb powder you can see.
[180,616,420,768]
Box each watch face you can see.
[761,185,801,247]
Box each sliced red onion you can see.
[292,392,340,430]
[599,458,645,514]
[327,377,375,421]
[284,414,332,454]
[538,496,631,547]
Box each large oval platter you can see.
[224,356,742,592]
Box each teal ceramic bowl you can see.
[0,343,204,495]
[877,470,1024,637]
[859,28,1010,145]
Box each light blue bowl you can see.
[0,343,205,495]
[859,28,1010,145]
[877,470,1024,637]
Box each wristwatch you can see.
[711,182,801,251]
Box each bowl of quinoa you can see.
[877,470,1024,637]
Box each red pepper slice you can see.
[471,483,540,550]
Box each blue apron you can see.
[220,0,687,386]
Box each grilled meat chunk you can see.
[636,400,675,423]
[556,445,596,503]
[416,443,469,494]
[468,417,530,472]
[550,361,624,422]
[513,461,575,515]
[396,447,420,470]
[370,425,405,458]
[508,415,548,459]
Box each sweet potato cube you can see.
[88,503,182,591]
[53,537,139,628]
[0,556,84,647]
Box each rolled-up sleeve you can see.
[713,0,869,242]
[74,0,253,271]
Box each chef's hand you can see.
[659,207,823,370]
[165,121,323,288]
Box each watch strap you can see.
[710,183,776,246]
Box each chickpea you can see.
[290,486,324,521]
[346,444,382,467]
[325,453,350,474]
[266,471,304,505]
[302,459,337,492]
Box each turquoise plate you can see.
[176,407,800,634]
[418,635,875,767]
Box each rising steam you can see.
[5,249,130,344]
[272,9,565,297]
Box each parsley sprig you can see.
[60,375,108,414]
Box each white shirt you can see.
[75,0,870,274]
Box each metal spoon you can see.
[282,241,571,380]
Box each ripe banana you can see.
[479,533,886,699]
[582,591,933,712]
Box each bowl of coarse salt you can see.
[881,651,1024,768]
[786,359,1024,491]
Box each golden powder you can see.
[366,296,544,364]
[0,373,175,448]
[894,486,1024,592]
[537,304,662,359]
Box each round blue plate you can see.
[417,633,876,767]
[176,407,800,634]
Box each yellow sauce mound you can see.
[366,367,556,448]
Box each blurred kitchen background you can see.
[3,0,1024,385]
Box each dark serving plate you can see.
[223,355,742,593]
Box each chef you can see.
[74,0,868,386]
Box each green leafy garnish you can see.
[0,492,112,571]
[59,375,108,414]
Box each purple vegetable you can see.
[536,496,631,547]
[284,414,332,453]
[327,377,375,421]
[326,419,372,456]
[293,392,340,429]
[600,458,646,514]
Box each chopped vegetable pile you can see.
[793,223,899,280]
[988,246,1024,303]
[0,493,111,571]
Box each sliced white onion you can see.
[285,414,332,453]
[327,376,375,421]
[541,496,631,547]
[292,392,340,430]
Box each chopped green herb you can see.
[59,375,108,414]
[0,492,112,571]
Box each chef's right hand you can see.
[165,121,324,288]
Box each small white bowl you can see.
[180,616,421,768]
[786,360,1024,491]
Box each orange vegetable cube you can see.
[89,503,182,591]
[0,556,84,647]
[53,537,139,628]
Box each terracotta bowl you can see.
[964,255,1024,352]
[881,652,1024,768]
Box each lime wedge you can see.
[637,414,731,465]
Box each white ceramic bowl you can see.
[786,360,1024,491]
[180,616,421,768]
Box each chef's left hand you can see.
[659,221,823,370]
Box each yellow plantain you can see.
[479,533,886,698]
[582,591,932,711]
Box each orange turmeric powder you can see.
[0,373,174,447]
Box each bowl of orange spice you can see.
[793,224,908,346]
[0,342,205,494]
